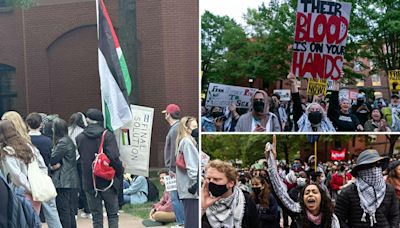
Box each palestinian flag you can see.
[97,0,132,131]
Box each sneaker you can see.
[142,219,164,227]
[80,212,92,219]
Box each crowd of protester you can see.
[202,73,400,132]
[201,136,400,227]
[0,106,199,228]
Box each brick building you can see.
[0,0,199,167]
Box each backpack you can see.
[146,178,159,201]
[92,130,115,194]
[0,172,41,228]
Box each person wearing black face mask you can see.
[201,106,225,132]
[201,160,259,228]
[251,176,280,228]
[235,90,282,132]
[287,73,335,132]
[351,94,371,127]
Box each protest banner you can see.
[291,0,352,80]
[307,79,328,96]
[388,70,400,92]
[273,89,291,101]
[116,105,154,177]
[205,83,258,108]
[330,148,346,161]
[164,175,177,192]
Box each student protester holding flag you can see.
[287,73,335,132]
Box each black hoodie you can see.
[76,123,124,192]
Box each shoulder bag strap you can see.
[98,130,107,155]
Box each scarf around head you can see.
[206,186,245,228]
[355,167,386,227]
[297,113,336,132]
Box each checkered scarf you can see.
[206,186,245,228]
[390,104,400,131]
[355,167,386,227]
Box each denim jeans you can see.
[85,188,119,228]
[170,190,185,225]
[42,198,62,228]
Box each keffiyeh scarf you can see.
[297,113,336,132]
[390,104,400,131]
[355,167,386,227]
[206,186,245,228]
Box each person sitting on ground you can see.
[123,174,148,205]
[364,108,391,132]
[287,73,335,132]
[235,90,281,132]
[149,170,176,224]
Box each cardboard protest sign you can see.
[388,70,400,92]
[205,83,258,108]
[164,176,177,192]
[116,105,154,177]
[307,79,328,96]
[273,89,291,101]
[292,0,352,80]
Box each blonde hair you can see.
[2,111,31,144]
[206,159,238,184]
[175,116,196,153]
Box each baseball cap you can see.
[161,104,180,114]
[86,108,104,122]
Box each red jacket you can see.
[330,172,353,191]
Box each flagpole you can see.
[96,0,106,128]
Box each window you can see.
[0,64,17,116]
[371,74,381,87]
[356,79,364,87]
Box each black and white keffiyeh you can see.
[297,113,336,132]
[355,167,386,227]
[206,186,245,228]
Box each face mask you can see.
[308,111,322,125]
[357,99,364,105]
[297,177,307,187]
[191,128,198,139]
[211,112,224,118]
[208,182,228,197]
[253,100,265,113]
[252,187,262,195]
[320,177,326,182]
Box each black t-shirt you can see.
[336,112,360,131]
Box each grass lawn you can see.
[122,169,174,224]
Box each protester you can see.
[324,78,363,132]
[162,103,185,227]
[68,112,91,219]
[76,108,124,228]
[364,108,391,132]
[382,94,400,132]
[201,159,259,228]
[0,170,9,227]
[270,93,288,130]
[335,149,399,227]
[0,120,40,213]
[235,90,281,132]
[50,118,80,228]
[222,103,241,132]
[287,73,335,132]
[265,137,340,227]
[385,160,400,210]
[289,171,308,202]
[351,93,371,126]
[149,170,176,224]
[251,176,280,228]
[26,112,63,228]
[330,164,353,201]
[123,175,148,204]
[176,116,199,228]
[201,106,225,132]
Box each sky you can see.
[200,0,270,26]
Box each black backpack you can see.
[146,178,159,202]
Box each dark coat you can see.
[335,183,399,228]
[76,124,123,192]
[202,192,259,228]
[50,136,80,189]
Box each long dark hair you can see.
[69,112,86,129]
[52,118,69,146]
[251,176,271,208]
[299,183,333,228]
